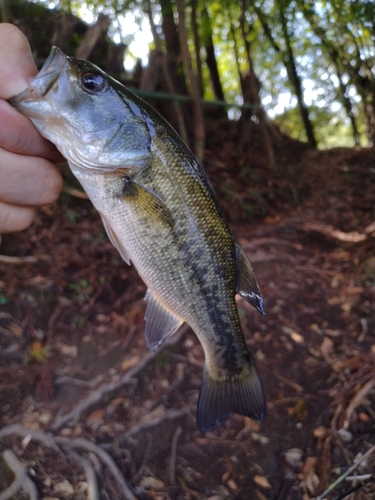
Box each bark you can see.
[255,2,317,147]
[51,12,83,54]
[0,0,10,22]
[202,8,225,102]
[159,0,187,96]
[106,42,127,78]
[146,1,188,144]
[140,50,164,92]
[335,66,360,146]
[297,0,371,144]
[175,0,205,164]
[278,3,317,147]
[239,1,276,167]
[191,0,203,97]
[75,13,110,60]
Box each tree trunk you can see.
[279,3,317,147]
[159,0,187,96]
[202,8,225,102]
[175,0,205,164]
[239,1,276,167]
[75,13,110,60]
[51,12,83,54]
[191,0,203,97]
[105,42,127,78]
[146,1,188,144]
[335,67,360,146]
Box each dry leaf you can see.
[285,448,303,468]
[139,476,165,491]
[253,475,271,489]
[313,426,328,440]
[86,408,105,429]
[121,355,140,371]
[227,479,238,491]
[320,337,334,363]
[9,321,23,337]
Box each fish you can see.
[9,47,266,432]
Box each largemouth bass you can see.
[10,47,266,432]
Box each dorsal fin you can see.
[144,290,183,352]
[236,243,265,315]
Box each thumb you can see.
[0,23,38,99]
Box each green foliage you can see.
[0,294,9,305]
[29,0,374,147]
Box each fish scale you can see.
[10,46,266,432]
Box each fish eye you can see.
[80,72,106,93]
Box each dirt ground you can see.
[0,130,374,500]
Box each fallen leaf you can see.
[139,476,165,491]
[121,355,140,371]
[313,426,328,440]
[285,448,303,468]
[253,475,271,489]
[227,479,238,491]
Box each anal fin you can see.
[145,290,183,352]
[236,242,265,315]
[196,360,266,433]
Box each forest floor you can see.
[0,125,374,500]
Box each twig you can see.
[0,424,136,500]
[122,407,193,441]
[56,437,138,500]
[51,325,189,430]
[55,375,96,388]
[273,369,304,393]
[239,237,303,250]
[0,327,12,337]
[68,449,100,500]
[345,474,372,481]
[169,425,182,484]
[312,443,375,500]
[343,376,375,429]
[0,255,37,264]
[63,187,89,199]
[0,449,38,500]
[332,484,362,500]
[0,424,59,451]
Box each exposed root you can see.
[169,425,182,484]
[122,406,194,442]
[0,424,60,451]
[0,425,139,500]
[56,436,138,500]
[51,325,189,431]
[312,443,375,500]
[0,449,38,500]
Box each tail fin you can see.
[196,362,266,433]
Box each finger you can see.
[0,99,64,162]
[0,200,35,233]
[0,149,63,206]
[0,24,38,99]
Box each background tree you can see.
[2,0,373,149]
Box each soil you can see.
[0,125,374,500]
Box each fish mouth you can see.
[9,46,66,106]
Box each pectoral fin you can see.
[236,243,265,315]
[117,177,174,228]
[100,212,131,265]
[145,290,183,352]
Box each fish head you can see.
[9,47,152,172]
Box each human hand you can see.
[0,23,64,234]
